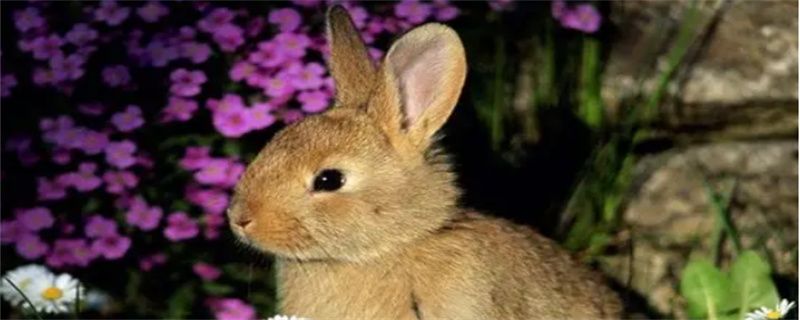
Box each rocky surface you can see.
[597,1,798,318]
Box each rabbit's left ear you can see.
[326,5,377,107]
[369,23,467,151]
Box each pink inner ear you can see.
[392,40,448,128]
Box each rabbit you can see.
[228,5,622,320]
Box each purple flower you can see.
[102,65,131,87]
[38,177,67,201]
[274,33,311,58]
[164,212,199,241]
[197,8,235,33]
[268,8,302,32]
[17,207,55,231]
[64,162,103,192]
[212,107,252,138]
[95,0,131,26]
[105,140,137,169]
[170,69,207,97]
[179,146,211,171]
[489,0,514,11]
[77,130,110,155]
[91,234,131,259]
[179,41,212,64]
[248,102,277,130]
[212,24,245,52]
[46,238,98,267]
[193,262,221,281]
[551,0,567,19]
[1,220,25,244]
[66,23,99,46]
[103,170,138,194]
[291,62,326,90]
[292,0,321,7]
[250,41,287,68]
[229,61,257,82]
[207,298,256,320]
[31,34,64,61]
[558,3,602,34]
[137,1,169,23]
[194,158,243,187]
[298,90,331,113]
[14,7,45,32]
[2,74,17,97]
[434,1,460,21]
[111,105,145,132]
[16,234,49,260]
[79,102,106,116]
[395,0,433,24]
[145,40,179,67]
[85,215,119,238]
[203,213,226,239]
[161,97,198,123]
[263,71,296,98]
[281,109,305,124]
[125,197,163,231]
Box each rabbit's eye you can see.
[313,169,345,192]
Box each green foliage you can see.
[680,251,779,320]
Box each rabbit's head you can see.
[229,6,467,262]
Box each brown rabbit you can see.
[228,6,622,319]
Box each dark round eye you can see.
[313,169,345,192]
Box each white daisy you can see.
[0,264,52,307]
[27,272,83,313]
[745,299,796,320]
[267,315,309,320]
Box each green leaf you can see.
[166,283,196,319]
[680,259,734,319]
[730,251,779,319]
[202,282,234,295]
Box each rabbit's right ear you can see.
[326,6,377,107]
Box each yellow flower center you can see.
[766,310,782,319]
[41,287,63,301]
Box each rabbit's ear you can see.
[370,24,467,150]
[326,6,377,107]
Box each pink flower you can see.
[49,53,85,81]
[46,238,98,268]
[16,234,49,260]
[103,170,138,194]
[229,61,257,82]
[207,94,245,114]
[557,3,602,34]
[95,0,131,26]
[102,65,131,87]
[161,97,199,123]
[31,34,63,61]
[2,74,18,97]
[14,7,45,32]
[139,253,167,271]
[66,23,99,46]
[292,0,321,7]
[125,196,163,231]
[433,1,460,21]
[194,159,243,187]
[203,213,226,239]
[17,207,54,231]
[38,177,67,201]
[179,146,211,171]
[263,71,296,98]
[250,41,287,69]
[137,1,169,23]
[170,69,207,97]
[85,215,119,238]
[77,130,110,155]
[207,298,256,320]
[291,62,326,90]
[179,41,212,64]
[193,262,221,281]
[249,102,277,130]
[186,187,230,215]
[395,0,433,24]
[281,109,305,124]
[111,105,145,132]
[197,8,235,33]
[344,5,369,28]
[298,90,331,113]
[212,24,245,52]
[32,68,56,86]
[212,106,252,138]
[164,212,199,241]
[489,0,514,12]
[91,234,131,259]
[274,32,311,58]
[268,8,302,32]
[105,140,137,169]
[145,40,179,67]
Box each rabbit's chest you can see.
[277,260,418,319]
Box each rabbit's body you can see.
[229,6,621,319]
[278,211,620,319]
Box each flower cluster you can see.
[1,0,469,318]
[0,264,84,314]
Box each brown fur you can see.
[228,6,622,319]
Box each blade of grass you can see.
[5,278,43,320]
[703,177,742,263]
